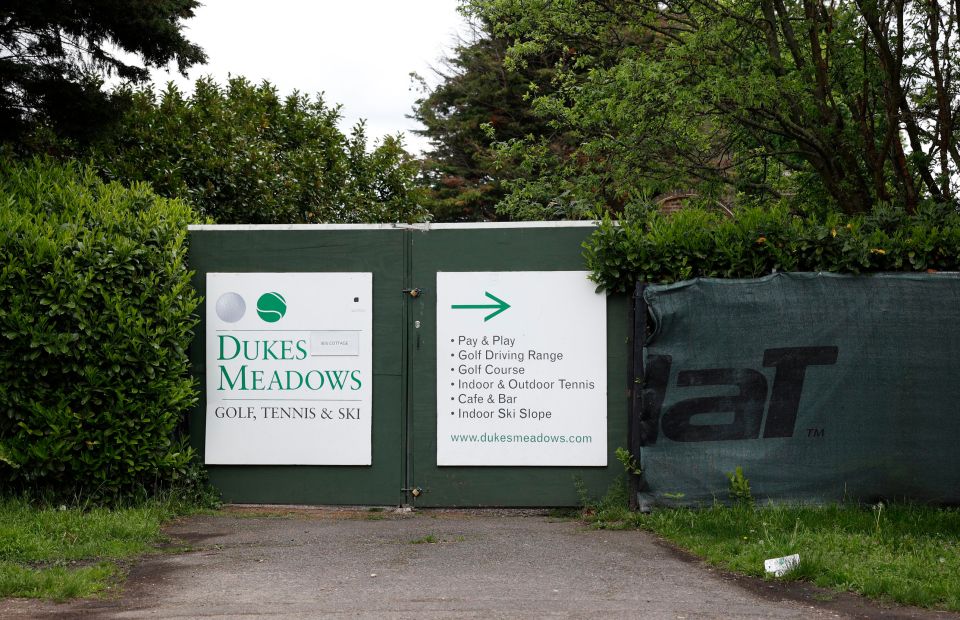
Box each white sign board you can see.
[436,271,607,466]
[205,272,372,465]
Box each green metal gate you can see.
[188,223,628,506]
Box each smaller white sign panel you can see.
[310,331,360,356]
[205,272,372,465]
[437,271,607,466]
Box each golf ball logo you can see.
[257,292,287,323]
[215,292,246,323]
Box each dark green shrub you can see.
[0,158,200,499]
[585,203,960,293]
[92,77,428,225]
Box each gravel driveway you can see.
[1,507,953,619]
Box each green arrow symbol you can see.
[451,291,511,322]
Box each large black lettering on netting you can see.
[636,272,960,505]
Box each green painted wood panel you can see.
[407,227,629,507]
[188,229,406,504]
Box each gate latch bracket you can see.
[402,288,423,298]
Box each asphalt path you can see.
[1,507,954,619]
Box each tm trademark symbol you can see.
[807,428,825,438]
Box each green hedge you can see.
[0,158,200,499]
[585,204,960,293]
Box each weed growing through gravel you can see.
[409,534,438,544]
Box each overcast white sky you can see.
[148,1,470,154]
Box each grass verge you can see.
[0,495,210,601]
[583,481,960,612]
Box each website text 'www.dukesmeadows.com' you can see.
[449,433,593,444]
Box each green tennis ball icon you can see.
[256,292,287,323]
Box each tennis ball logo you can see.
[257,292,287,323]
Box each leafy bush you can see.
[0,157,200,499]
[585,203,960,293]
[91,77,428,225]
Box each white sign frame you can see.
[436,271,607,466]
[205,272,372,465]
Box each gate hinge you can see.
[401,288,423,298]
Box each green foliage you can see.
[467,0,960,217]
[726,467,753,506]
[615,447,642,476]
[411,18,562,221]
[577,476,632,528]
[619,503,960,611]
[0,561,119,601]
[409,534,438,544]
[0,0,205,144]
[585,203,960,293]
[92,77,428,225]
[0,494,208,599]
[0,157,201,499]
[0,497,183,564]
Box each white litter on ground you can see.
[764,554,800,577]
